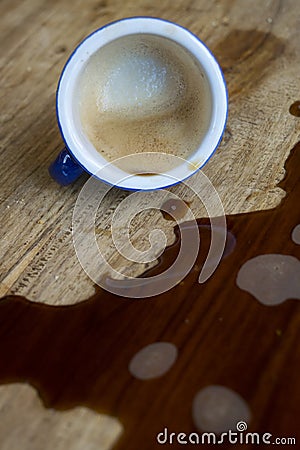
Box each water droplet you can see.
[192,385,251,433]
[237,254,300,305]
[129,342,178,380]
[291,224,300,244]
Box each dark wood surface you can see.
[1,143,299,449]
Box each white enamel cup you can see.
[51,17,227,190]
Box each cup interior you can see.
[57,17,228,190]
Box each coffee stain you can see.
[92,0,109,12]
[213,29,285,97]
[0,143,300,449]
[160,198,190,221]
[289,100,300,117]
[135,172,158,176]
[54,45,67,54]
[220,127,233,147]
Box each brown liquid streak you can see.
[0,143,300,449]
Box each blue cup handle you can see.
[48,148,85,185]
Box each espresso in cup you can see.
[78,33,212,174]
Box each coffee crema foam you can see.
[78,34,212,173]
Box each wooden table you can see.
[1,0,300,449]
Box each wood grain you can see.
[1,0,300,305]
[0,0,300,448]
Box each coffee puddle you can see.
[0,142,300,448]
